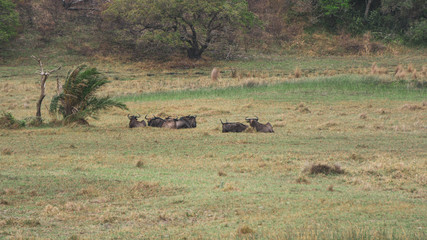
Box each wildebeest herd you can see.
[128,114,197,129]
[128,114,273,133]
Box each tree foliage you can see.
[0,0,19,45]
[102,0,257,59]
[49,65,128,125]
[315,0,427,40]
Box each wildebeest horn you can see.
[145,114,149,120]
[255,116,259,120]
[220,119,224,124]
[245,117,250,120]
[137,113,141,118]
[127,114,131,120]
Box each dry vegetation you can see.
[0,54,426,239]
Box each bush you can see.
[0,0,19,45]
[406,19,427,46]
[0,112,25,129]
[49,65,128,125]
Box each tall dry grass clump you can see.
[371,62,387,75]
[294,67,302,78]
[211,67,220,81]
[395,64,407,79]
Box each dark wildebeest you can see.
[145,115,165,128]
[220,119,248,133]
[176,115,197,129]
[128,114,146,128]
[245,117,274,133]
[162,116,178,129]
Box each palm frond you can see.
[49,65,128,125]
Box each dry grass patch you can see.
[295,102,311,113]
[129,181,183,198]
[237,225,255,235]
[221,182,239,192]
[2,188,17,195]
[76,186,99,197]
[64,202,85,212]
[316,121,338,130]
[401,104,424,111]
[43,204,60,216]
[1,148,13,155]
[295,175,310,184]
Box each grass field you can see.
[0,54,426,239]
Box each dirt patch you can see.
[304,163,345,175]
[237,226,255,235]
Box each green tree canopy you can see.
[103,0,257,59]
[0,0,19,45]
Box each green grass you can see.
[117,75,426,102]
[1,59,426,239]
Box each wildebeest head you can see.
[162,116,178,129]
[145,115,165,128]
[245,116,274,133]
[220,119,248,133]
[128,114,146,128]
[176,115,197,129]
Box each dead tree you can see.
[32,56,61,123]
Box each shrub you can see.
[49,65,128,125]
[0,0,19,45]
[0,112,25,129]
[406,19,427,46]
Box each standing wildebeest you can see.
[128,114,146,128]
[176,115,197,129]
[245,117,274,133]
[220,119,248,133]
[145,115,166,128]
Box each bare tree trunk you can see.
[32,56,61,123]
[364,0,373,20]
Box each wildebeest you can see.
[245,117,274,133]
[128,114,146,128]
[162,117,178,129]
[145,115,165,128]
[220,119,248,133]
[176,115,197,129]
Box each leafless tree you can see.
[32,56,61,123]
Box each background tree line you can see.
[1,0,426,60]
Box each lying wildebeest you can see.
[145,115,165,128]
[128,114,146,128]
[162,116,178,129]
[245,117,274,133]
[220,119,248,133]
[176,115,197,129]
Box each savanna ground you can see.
[0,52,426,239]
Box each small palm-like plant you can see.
[50,65,128,124]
